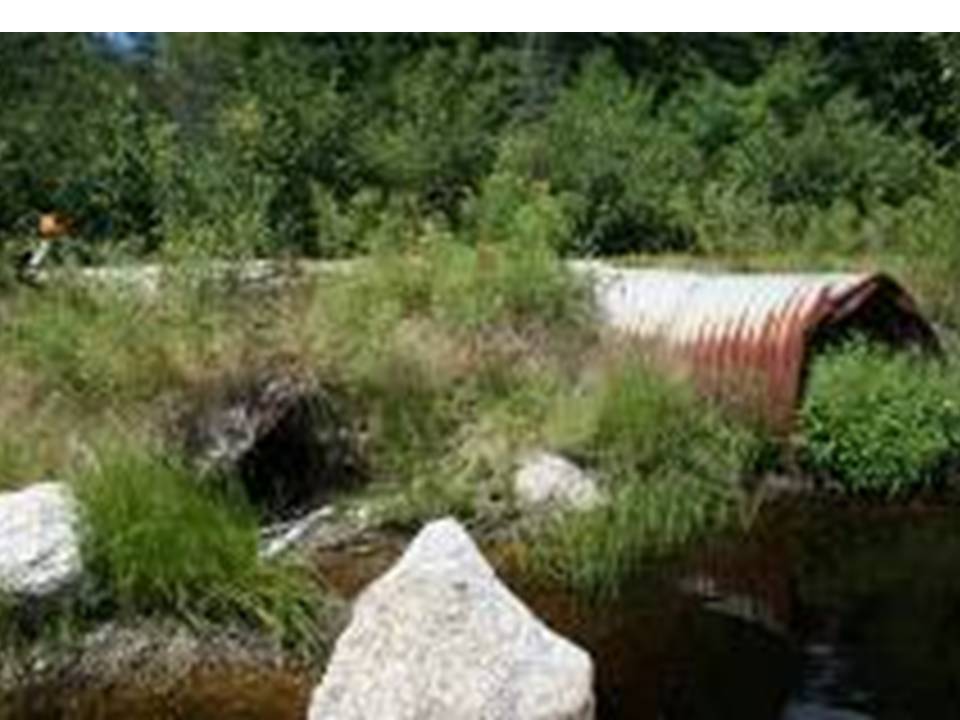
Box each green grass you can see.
[530,356,760,599]
[74,449,332,653]
[0,268,310,488]
[1,241,763,611]
[0,229,592,502]
[530,474,740,600]
[547,355,759,486]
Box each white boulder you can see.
[0,482,82,598]
[514,452,601,513]
[308,517,595,720]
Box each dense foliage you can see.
[3,33,960,265]
[798,340,960,495]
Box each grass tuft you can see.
[74,448,331,654]
[531,356,759,599]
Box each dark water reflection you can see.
[6,499,960,719]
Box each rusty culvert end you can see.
[575,262,939,434]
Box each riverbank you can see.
[1,246,959,718]
[7,496,960,719]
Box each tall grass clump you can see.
[1,285,172,407]
[74,449,330,653]
[1,281,234,408]
[532,357,758,599]
[798,339,960,496]
[327,225,590,336]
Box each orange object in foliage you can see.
[38,212,71,239]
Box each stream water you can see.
[7,497,960,719]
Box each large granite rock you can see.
[514,452,601,513]
[308,518,595,720]
[0,482,82,598]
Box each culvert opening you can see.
[183,373,363,521]
[808,277,940,357]
[236,393,360,518]
[798,276,942,413]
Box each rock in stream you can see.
[308,517,595,720]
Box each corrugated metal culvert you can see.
[575,262,939,434]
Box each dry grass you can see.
[0,275,312,488]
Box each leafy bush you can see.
[358,41,516,216]
[501,53,698,255]
[664,53,939,258]
[798,340,960,495]
[463,169,573,252]
[74,450,329,650]
[723,91,935,211]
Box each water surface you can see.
[7,498,960,719]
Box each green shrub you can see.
[358,42,514,216]
[798,340,960,495]
[501,52,699,255]
[664,53,940,258]
[74,449,328,651]
[533,358,757,598]
[463,169,573,252]
[724,91,935,211]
